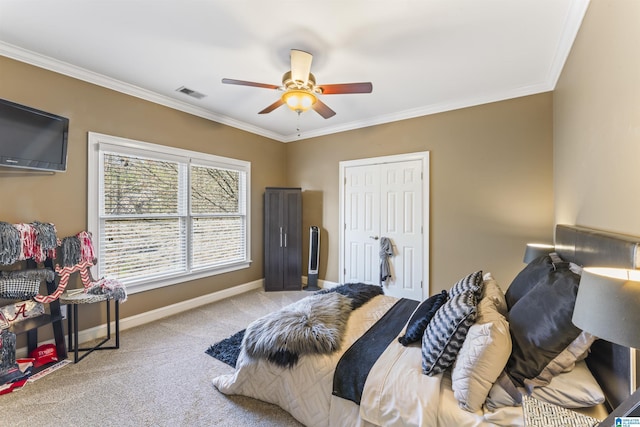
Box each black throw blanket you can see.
[332,298,419,404]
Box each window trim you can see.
[88,132,251,295]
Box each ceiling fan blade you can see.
[290,49,313,86]
[258,99,285,114]
[222,78,280,90]
[318,82,373,94]
[312,99,336,119]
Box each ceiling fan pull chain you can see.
[297,111,302,137]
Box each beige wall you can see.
[288,93,554,294]
[554,0,640,237]
[0,49,555,336]
[0,56,286,335]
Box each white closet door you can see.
[379,160,423,300]
[344,164,381,285]
[343,158,424,301]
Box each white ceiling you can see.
[0,0,589,142]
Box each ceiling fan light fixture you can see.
[222,49,370,119]
[282,90,317,112]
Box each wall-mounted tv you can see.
[0,98,69,172]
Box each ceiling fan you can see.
[222,49,373,119]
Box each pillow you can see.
[449,271,484,299]
[532,360,605,408]
[504,254,555,309]
[485,361,605,410]
[398,290,448,346]
[451,317,511,412]
[422,290,477,376]
[481,272,507,318]
[505,259,585,388]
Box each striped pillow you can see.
[449,270,484,299]
[422,290,477,376]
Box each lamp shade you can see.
[572,267,640,349]
[523,243,555,263]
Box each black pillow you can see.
[504,255,556,310]
[398,290,448,346]
[505,261,582,388]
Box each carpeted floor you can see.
[0,288,308,427]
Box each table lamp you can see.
[572,267,640,426]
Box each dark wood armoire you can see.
[264,187,302,291]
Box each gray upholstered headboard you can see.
[554,224,640,411]
[555,224,640,269]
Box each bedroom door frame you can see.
[338,151,430,301]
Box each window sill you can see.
[124,260,252,295]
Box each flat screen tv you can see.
[0,98,69,172]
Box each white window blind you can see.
[190,164,246,270]
[88,132,251,293]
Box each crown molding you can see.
[0,41,285,141]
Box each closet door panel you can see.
[283,190,302,290]
[264,189,284,291]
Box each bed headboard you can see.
[554,224,640,412]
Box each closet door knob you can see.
[369,235,379,240]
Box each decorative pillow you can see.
[505,260,584,388]
[481,272,507,318]
[398,290,448,346]
[451,317,511,412]
[449,271,484,299]
[422,290,477,376]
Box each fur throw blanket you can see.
[242,283,383,368]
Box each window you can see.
[88,132,250,294]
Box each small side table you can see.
[59,291,120,363]
[521,394,601,427]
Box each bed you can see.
[212,224,639,426]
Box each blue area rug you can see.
[205,329,245,368]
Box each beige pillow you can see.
[481,272,508,317]
[532,360,605,408]
[451,317,511,412]
[485,360,605,410]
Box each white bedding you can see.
[212,294,524,427]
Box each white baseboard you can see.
[303,275,339,289]
[16,279,263,358]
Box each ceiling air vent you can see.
[176,86,207,100]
